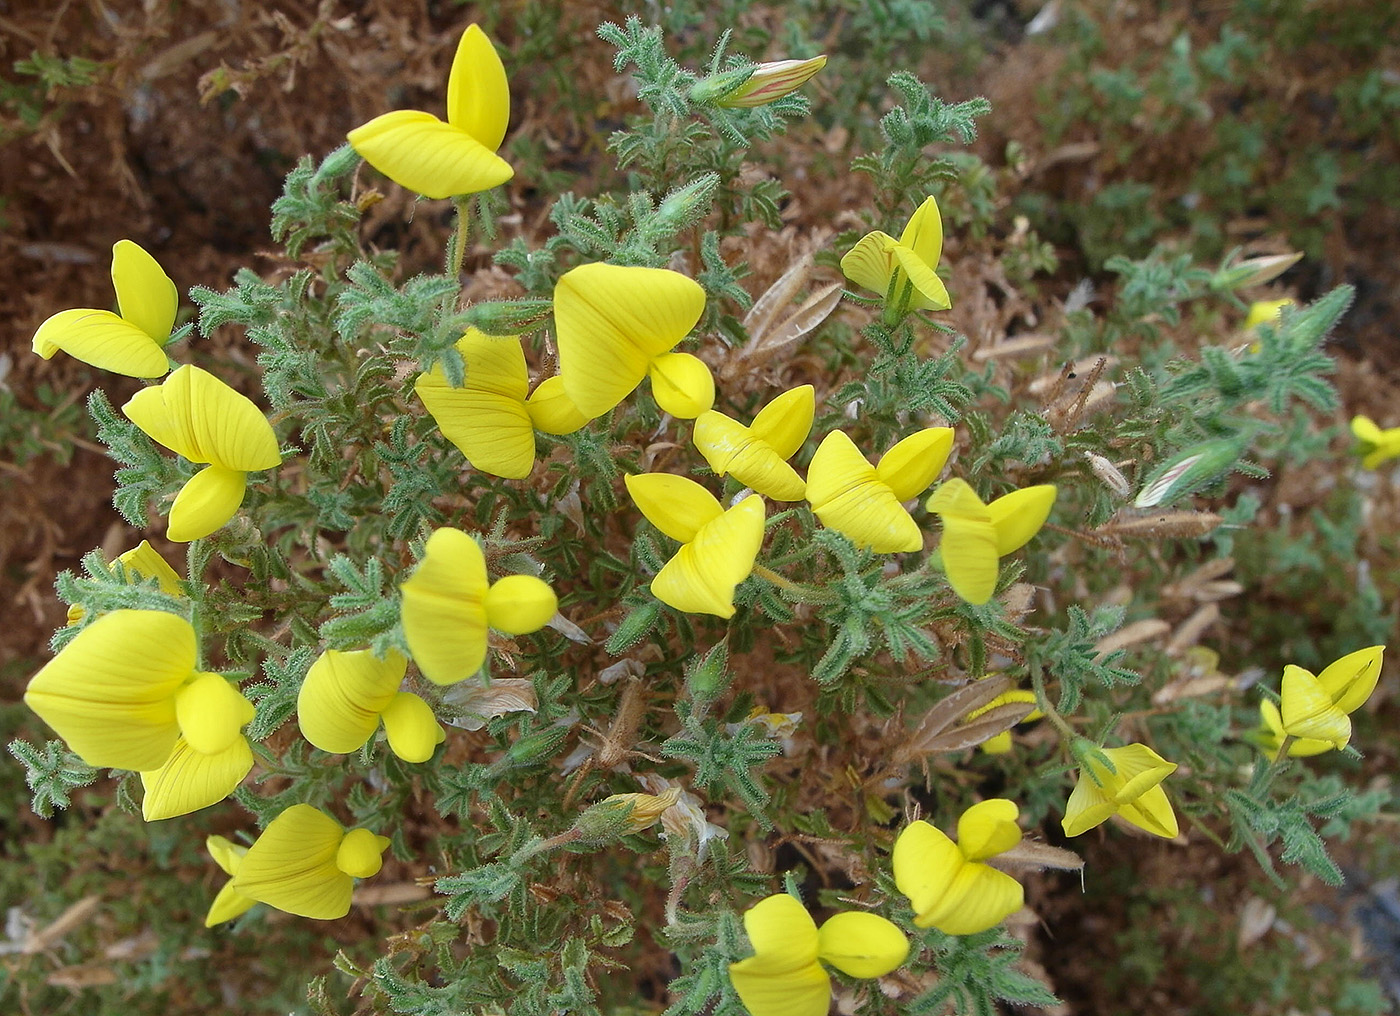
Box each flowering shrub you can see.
[7,9,1393,1016]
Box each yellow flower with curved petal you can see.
[893,799,1025,935]
[67,540,184,625]
[204,835,257,927]
[23,609,254,818]
[553,263,710,419]
[415,329,587,478]
[1255,700,1334,760]
[728,893,908,1016]
[625,473,765,618]
[399,527,557,685]
[298,648,445,763]
[1266,645,1385,756]
[32,240,175,378]
[840,196,951,315]
[693,385,814,501]
[1062,742,1178,839]
[926,479,1057,605]
[231,804,389,920]
[1351,416,1400,470]
[805,428,953,553]
[122,365,282,542]
[346,24,513,200]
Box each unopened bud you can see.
[314,143,364,186]
[653,174,718,234]
[1083,451,1131,498]
[463,299,555,336]
[1210,251,1303,292]
[495,726,569,773]
[573,789,682,845]
[715,56,827,108]
[1134,438,1246,508]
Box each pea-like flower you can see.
[122,365,282,542]
[692,385,814,501]
[231,804,389,920]
[926,479,1057,605]
[624,473,765,618]
[346,24,513,200]
[298,648,445,763]
[1262,645,1385,756]
[204,835,257,927]
[805,428,953,553]
[23,609,255,820]
[32,239,175,378]
[1062,742,1179,839]
[399,527,558,685]
[415,328,587,478]
[1351,416,1400,470]
[893,799,1025,935]
[727,893,908,1016]
[553,262,711,419]
[840,196,950,315]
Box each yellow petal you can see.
[1280,664,1350,748]
[815,911,909,978]
[748,385,815,459]
[445,24,510,151]
[1095,743,1179,800]
[648,351,714,418]
[928,479,998,604]
[234,805,352,920]
[979,731,1013,754]
[1115,783,1180,839]
[729,957,829,1016]
[483,574,558,634]
[175,672,255,755]
[205,879,258,927]
[1061,770,1116,837]
[874,427,954,501]
[893,821,1023,935]
[693,411,805,501]
[1244,298,1291,330]
[1316,645,1384,714]
[651,495,765,617]
[525,375,590,434]
[122,365,281,470]
[839,231,897,297]
[399,527,489,685]
[985,484,1057,557]
[110,239,178,343]
[553,263,707,418]
[115,541,183,595]
[897,196,944,276]
[888,242,952,311]
[298,648,407,755]
[140,735,253,821]
[23,609,193,770]
[956,798,1022,861]
[335,827,390,879]
[347,110,513,200]
[807,431,920,553]
[207,834,246,876]
[167,465,247,542]
[1257,702,1333,758]
[416,331,534,478]
[1351,415,1383,444]
[625,472,724,543]
[734,894,820,974]
[380,692,445,763]
[31,308,170,378]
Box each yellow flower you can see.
[66,540,183,625]
[1244,298,1293,330]
[298,648,445,763]
[31,240,175,378]
[231,804,389,920]
[966,689,1042,754]
[346,24,513,200]
[715,55,827,108]
[892,799,1025,935]
[840,196,951,315]
[1062,742,1178,839]
[553,263,711,419]
[806,428,954,553]
[1266,645,1385,755]
[728,893,908,1016]
[23,609,254,819]
[204,835,257,927]
[399,527,557,685]
[1351,416,1400,470]
[122,365,282,542]
[624,473,765,617]
[926,479,1057,605]
[415,328,588,479]
[692,385,814,501]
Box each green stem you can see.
[446,197,472,281]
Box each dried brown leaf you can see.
[893,675,1011,765]
[921,701,1036,754]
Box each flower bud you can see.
[1210,251,1303,292]
[463,299,555,336]
[710,56,828,108]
